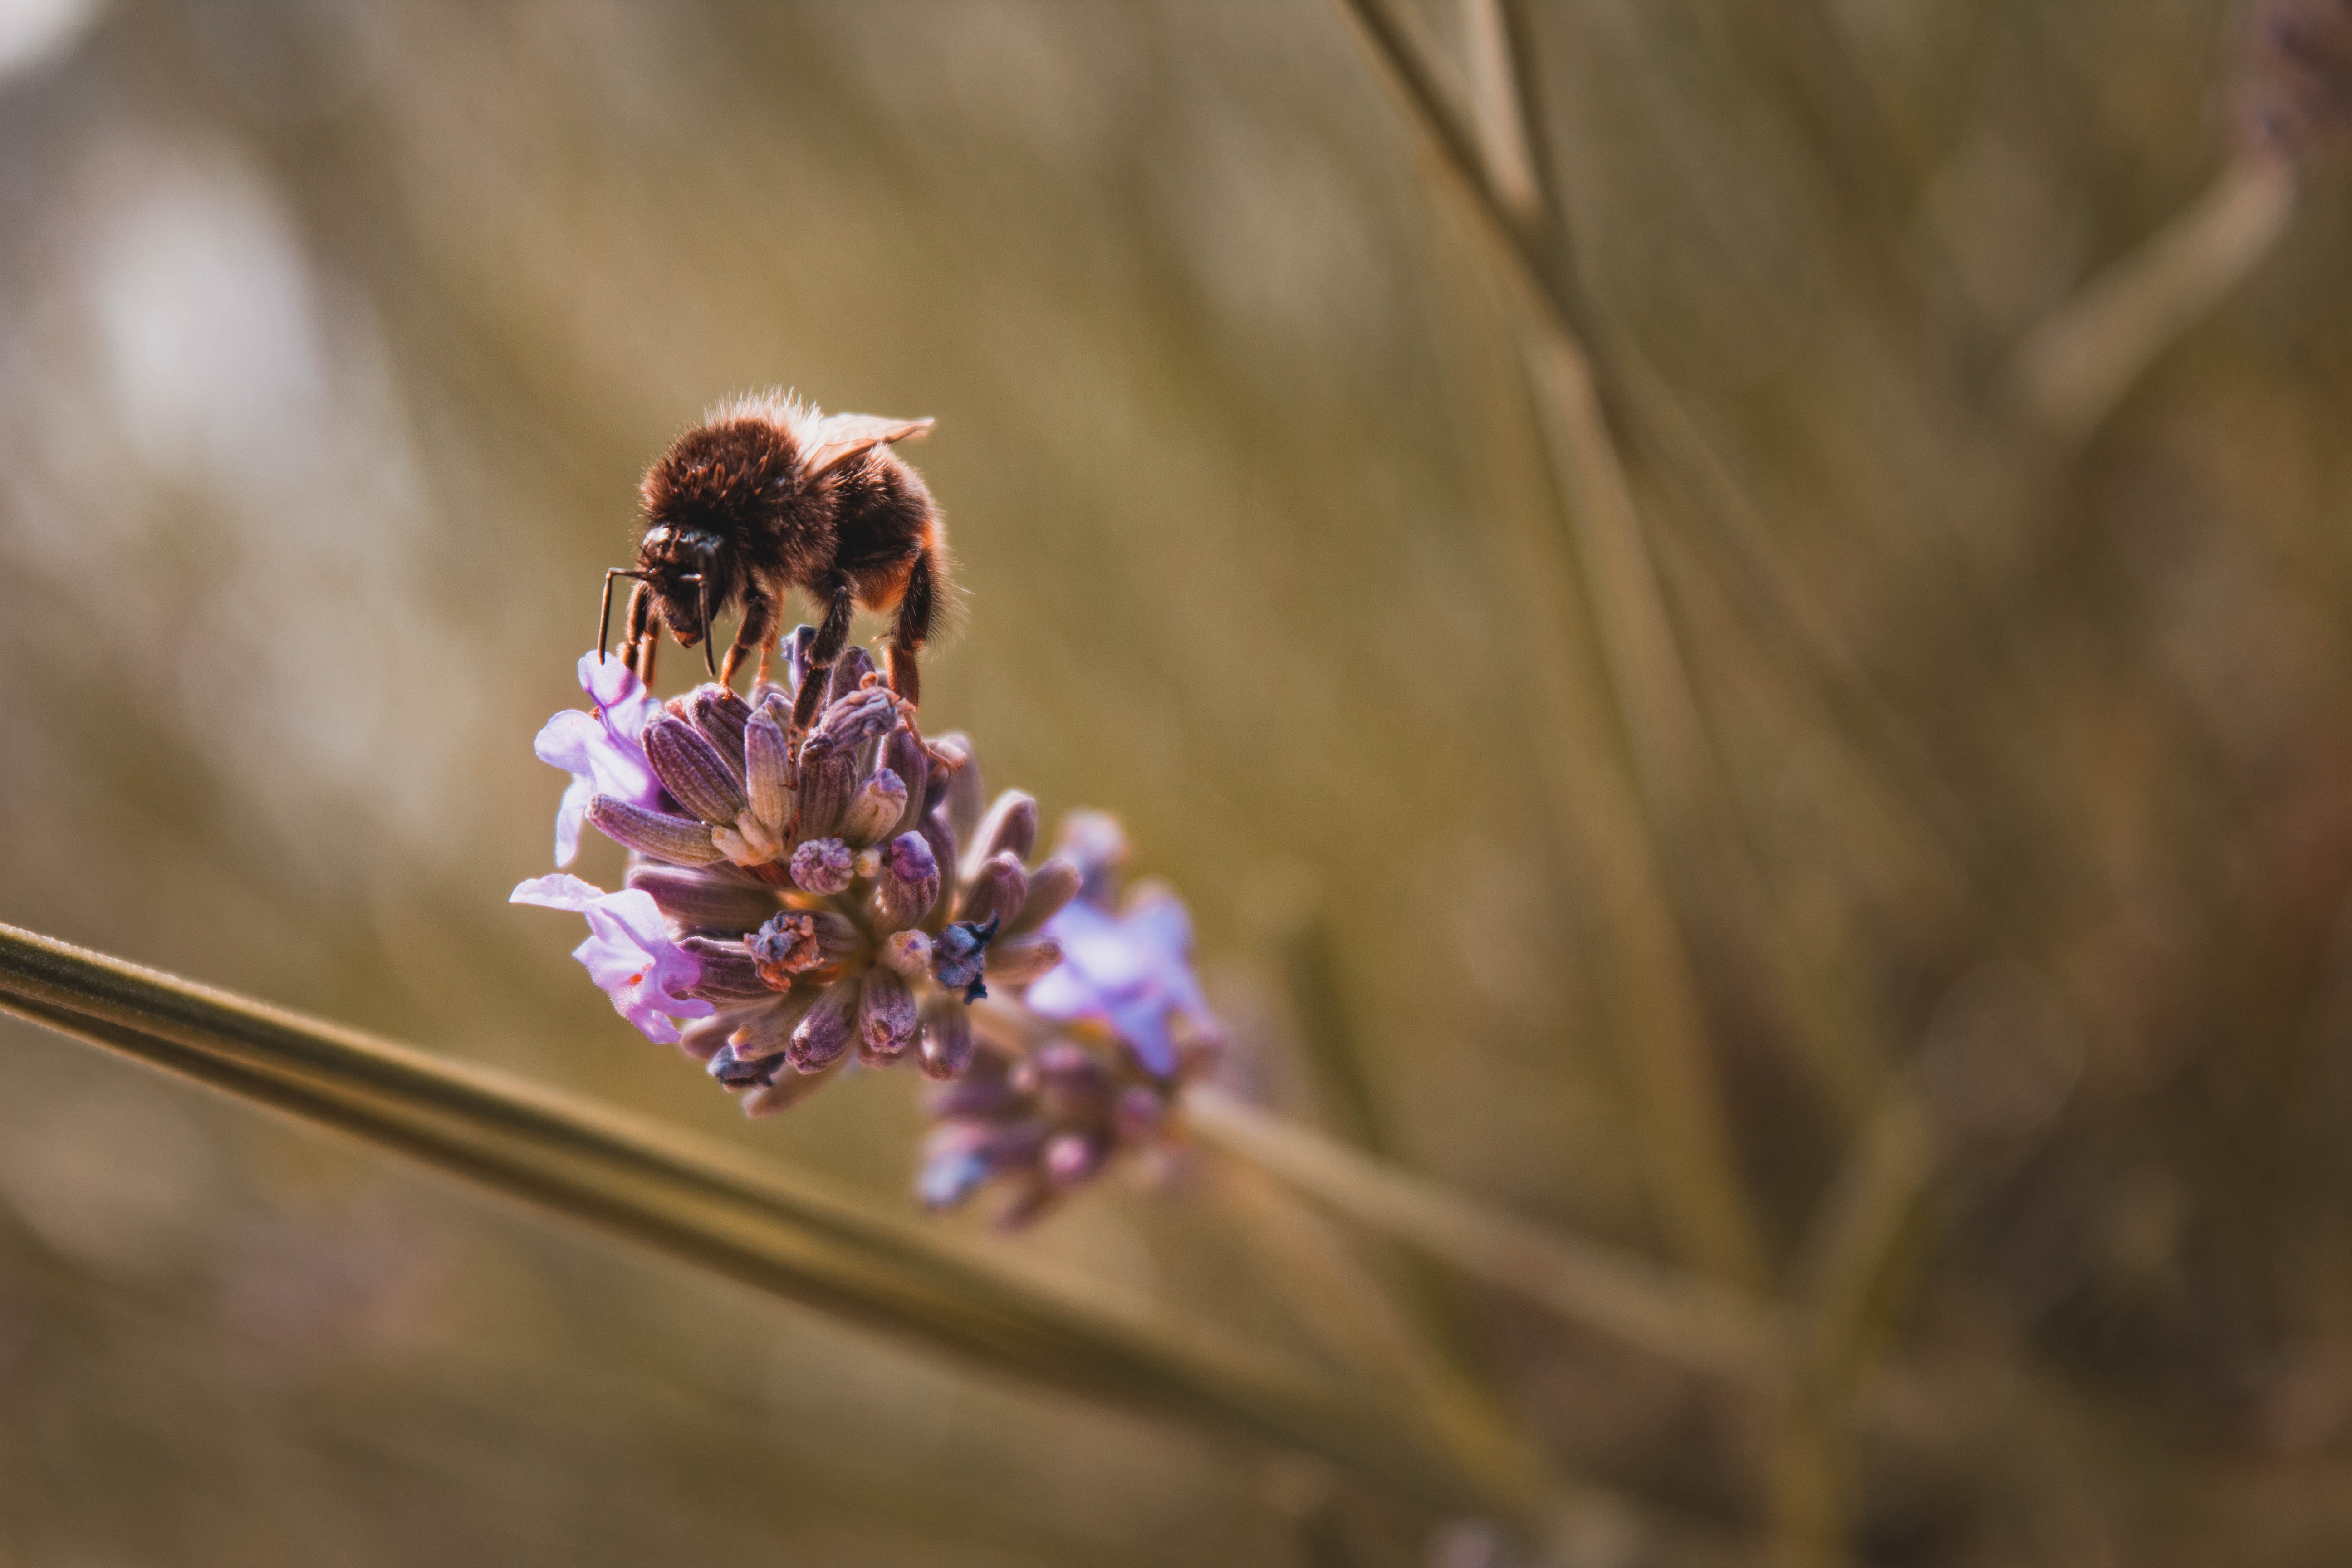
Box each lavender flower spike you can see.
[534,652,663,866]
[512,874,714,1044]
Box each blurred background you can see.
[2,0,2350,1563]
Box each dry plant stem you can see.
[1788,1089,1940,1389]
[0,923,1491,1519]
[1352,0,1882,1156]
[1186,1084,1789,1392]
[1352,0,2024,1046]
[1338,5,1857,1553]
[1461,0,1544,228]
[1518,336,1782,1282]
[2016,156,2297,439]
[1338,0,1781,1287]
[1213,1161,1619,1546]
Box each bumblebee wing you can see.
[803,415,934,479]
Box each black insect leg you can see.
[791,583,856,731]
[884,549,936,708]
[623,579,659,686]
[719,583,779,694]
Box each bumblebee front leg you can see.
[623,580,660,686]
[791,583,856,732]
[719,584,779,695]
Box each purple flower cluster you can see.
[2241,0,2352,163]
[515,634,1223,1219]
[514,640,1066,1114]
[919,812,1225,1227]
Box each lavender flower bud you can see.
[992,1180,1062,1231]
[1043,1132,1107,1189]
[875,832,941,932]
[926,1067,1026,1121]
[2241,0,2352,163]
[808,683,900,752]
[1007,857,1082,936]
[644,714,750,826]
[625,864,781,932]
[916,807,960,931]
[985,935,1063,987]
[783,625,816,696]
[788,980,859,1073]
[1113,1086,1168,1142]
[934,732,985,841]
[958,853,1029,932]
[917,1130,995,1210]
[677,1011,739,1063]
[741,1056,844,1119]
[788,837,854,895]
[681,685,752,785]
[918,998,975,1081]
[839,768,908,847]
[879,928,933,979]
[931,913,1000,1003]
[1035,1041,1111,1117]
[964,791,1038,880]
[858,968,919,1065]
[678,936,778,1003]
[708,1045,781,1089]
[730,990,818,1060]
[794,745,858,841]
[828,644,878,706]
[588,795,723,865]
[748,910,859,986]
[879,728,929,839]
[744,710,794,832]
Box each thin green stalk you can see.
[0,922,1488,1518]
[1185,1084,1790,1392]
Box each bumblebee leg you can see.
[792,583,856,731]
[719,585,778,694]
[883,549,936,709]
[623,580,659,686]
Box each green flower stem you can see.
[0,922,1481,1518]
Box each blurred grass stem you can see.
[1185,1083,1790,1392]
[0,922,1503,1519]
[2016,157,2296,438]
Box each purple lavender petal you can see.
[1103,995,1180,1078]
[514,877,714,1044]
[1029,893,1209,1078]
[535,654,663,867]
[510,873,610,914]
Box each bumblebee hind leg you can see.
[883,548,936,709]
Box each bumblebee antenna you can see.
[692,541,720,681]
[598,568,648,661]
